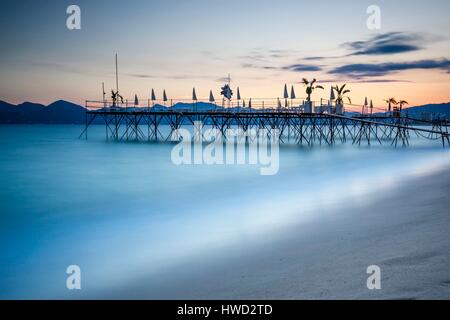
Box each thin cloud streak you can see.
[284,64,322,72]
[329,59,450,78]
[344,32,428,56]
[299,32,442,61]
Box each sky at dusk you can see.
[0,0,450,110]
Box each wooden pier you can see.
[80,100,450,148]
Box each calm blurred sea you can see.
[0,125,448,298]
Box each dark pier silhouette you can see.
[80,100,450,148]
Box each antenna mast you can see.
[115,53,119,93]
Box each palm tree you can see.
[111,90,124,107]
[384,97,398,113]
[302,78,324,102]
[333,84,351,105]
[398,100,408,112]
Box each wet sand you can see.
[103,166,450,300]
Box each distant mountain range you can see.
[400,103,450,119]
[0,100,87,124]
[0,100,449,124]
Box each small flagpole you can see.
[115,53,119,94]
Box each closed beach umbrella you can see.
[134,94,139,106]
[242,100,246,108]
[236,87,241,108]
[283,84,289,108]
[191,88,197,112]
[163,90,168,102]
[330,87,335,101]
[363,97,368,115]
[277,98,282,109]
[290,86,296,108]
[248,98,252,109]
[283,84,289,99]
[290,86,296,99]
[209,90,215,102]
[370,100,374,114]
[151,89,156,101]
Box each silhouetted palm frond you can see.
[333,84,351,105]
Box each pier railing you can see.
[86,99,444,119]
[85,98,351,113]
[87,98,309,110]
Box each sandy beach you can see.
[104,166,450,300]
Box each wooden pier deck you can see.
[80,102,450,148]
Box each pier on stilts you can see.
[79,100,450,148]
